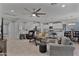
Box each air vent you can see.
[50,3,57,5]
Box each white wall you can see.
[2,18,64,40]
[8,21,16,39]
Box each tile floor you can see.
[7,39,79,56]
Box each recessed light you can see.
[11,10,14,12]
[32,14,36,17]
[61,4,66,7]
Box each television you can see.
[0,17,3,40]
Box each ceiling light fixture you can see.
[61,4,66,7]
[32,14,36,17]
[11,10,14,12]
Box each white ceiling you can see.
[1,3,79,23]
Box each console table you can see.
[0,39,7,56]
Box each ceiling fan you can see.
[24,8,46,17]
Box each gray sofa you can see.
[48,44,75,56]
[47,37,75,56]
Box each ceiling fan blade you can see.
[35,8,41,12]
[36,14,40,17]
[24,8,32,13]
[37,13,46,15]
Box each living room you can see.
[0,3,79,56]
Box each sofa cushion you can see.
[49,44,75,56]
